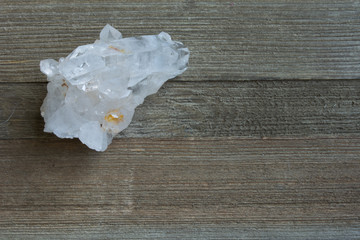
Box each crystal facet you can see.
[40,25,189,151]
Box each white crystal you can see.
[40,25,189,151]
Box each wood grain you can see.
[1,0,360,82]
[1,80,359,139]
[1,0,360,238]
[0,137,359,239]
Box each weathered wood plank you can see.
[1,0,360,82]
[0,137,359,238]
[1,80,359,139]
[1,1,360,239]
[1,226,359,240]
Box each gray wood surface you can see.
[0,0,360,239]
[1,1,360,82]
[1,80,360,139]
[0,138,359,239]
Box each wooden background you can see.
[1,1,359,239]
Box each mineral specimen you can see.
[40,25,189,151]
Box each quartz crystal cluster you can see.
[40,25,189,151]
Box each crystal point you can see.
[100,24,123,42]
[40,25,189,151]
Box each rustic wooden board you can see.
[1,0,360,239]
[1,80,360,139]
[1,0,360,82]
[0,138,359,239]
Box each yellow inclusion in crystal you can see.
[109,45,125,53]
[105,110,124,123]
